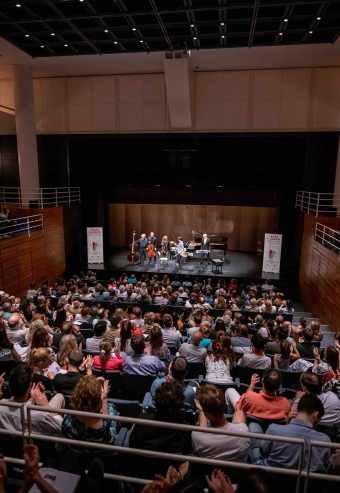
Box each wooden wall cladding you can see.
[108,203,278,252]
[299,214,340,329]
[0,207,66,295]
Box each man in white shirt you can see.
[0,364,64,434]
[192,384,249,461]
[6,314,28,346]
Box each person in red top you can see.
[226,369,290,424]
[92,341,124,372]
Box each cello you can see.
[127,231,140,264]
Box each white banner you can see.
[87,227,104,265]
[262,233,282,273]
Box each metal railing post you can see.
[68,187,71,206]
[307,191,311,215]
[316,193,320,218]
[27,216,30,238]
[40,189,43,209]
[56,188,58,207]
[302,190,305,212]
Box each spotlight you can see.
[309,30,313,34]
[64,43,69,47]
[132,27,137,31]
[25,34,30,38]
[193,37,197,40]
[278,32,283,36]
[114,41,118,45]
[40,45,45,48]
[316,16,322,21]
[16,3,21,7]
[190,24,195,28]
[50,32,55,36]
[220,22,225,26]
[283,18,288,22]
[104,29,109,33]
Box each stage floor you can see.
[108,248,278,279]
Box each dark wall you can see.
[0,136,19,187]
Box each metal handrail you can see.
[314,222,340,254]
[0,400,338,491]
[0,214,43,239]
[296,191,340,217]
[0,187,81,208]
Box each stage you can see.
[107,248,279,279]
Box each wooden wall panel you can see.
[0,207,66,295]
[299,214,340,329]
[109,203,278,252]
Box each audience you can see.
[0,271,338,488]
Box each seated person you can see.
[179,330,207,364]
[53,350,83,394]
[6,314,28,346]
[0,363,64,433]
[92,341,124,372]
[62,375,118,444]
[252,394,330,472]
[226,370,290,424]
[85,320,107,353]
[122,335,166,376]
[230,324,251,355]
[161,314,181,353]
[297,327,316,360]
[237,334,271,370]
[129,381,192,478]
[205,339,234,385]
[290,372,340,426]
[192,384,249,461]
[144,356,196,410]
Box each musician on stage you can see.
[138,233,148,264]
[175,237,186,269]
[200,233,210,267]
[201,233,210,251]
[160,235,170,257]
[148,232,158,247]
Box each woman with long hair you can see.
[205,336,234,385]
[146,324,170,362]
[115,319,133,355]
[58,334,78,369]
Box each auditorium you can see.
[1,0,340,492]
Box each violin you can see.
[127,231,140,263]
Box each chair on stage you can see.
[210,249,224,274]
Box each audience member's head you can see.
[71,375,102,413]
[262,369,281,395]
[9,364,32,402]
[251,333,266,353]
[154,381,184,420]
[197,384,225,423]
[170,357,187,381]
[94,320,107,338]
[131,335,145,355]
[300,372,322,395]
[297,394,324,425]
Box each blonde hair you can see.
[29,347,52,372]
[71,375,102,413]
[58,334,78,367]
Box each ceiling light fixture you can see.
[132,27,137,31]
[316,16,321,21]
[221,35,225,39]
[193,37,197,40]
[40,45,45,48]
[104,29,109,33]
[25,34,30,38]
[278,32,283,36]
[139,39,144,43]
[50,32,55,36]
[16,3,21,7]
[190,24,195,28]
[114,41,118,45]
[283,18,288,22]
[309,30,313,34]
[220,22,225,26]
[64,43,69,47]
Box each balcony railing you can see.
[0,214,43,240]
[0,400,334,492]
[295,191,340,217]
[315,222,340,254]
[0,187,81,208]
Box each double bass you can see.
[127,231,140,264]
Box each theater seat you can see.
[186,363,206,380]
[120,374,156,402]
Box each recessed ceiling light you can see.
[114,41,118,45]
[16,3,21,7]
[221,35,225,39]
[283,18,288,22]
[50,32,55,36]
[193,37,197,40]
[139,39,144,43]
[104,29,109,33]
[64,43,69,47]
[190,24,195,28]
[316,16,322,21]
[25,34,30,38]
[220,22,225,26]
[309,30,313,34]
[79,0,84,2]
[40,45,45,48]
[132,27,137,31]
[278,32,283,36]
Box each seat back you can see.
[234,366,265,386]
[92,370,122,398]
[120,374,156,401]
[186,362,206,380]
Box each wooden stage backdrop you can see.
[108,203,278,253]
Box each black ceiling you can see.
[0,0,339,57]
